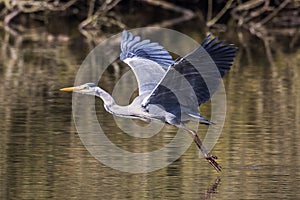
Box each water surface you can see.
[0,24,300,200]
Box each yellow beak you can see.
[60,87,76,92]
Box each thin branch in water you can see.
[17,0,78,13]
[4,10,20,25]
[234,0,265,11]
[259,0,290,26]
[141,0,195,27]
[79,0,122,30]
[3,10,21,37]
[88,0,96,18]
[207,0,213,22]
[206,0,235,27]
[263,37,275,67]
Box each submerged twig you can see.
[259,0,290,26]
[4,10,20,26]
[3,10,20,36]
[141,0,195,27]
[79,0,122,30]
[17,0,78,12]
[231,0,294,38]
[207,0,234,27]
[234,0,265,11]
[2,0,78,37]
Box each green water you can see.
[0,20,300,199]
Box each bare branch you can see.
[259,0,290,25]
[141,0,195,27]
[207,0,235,27]
[79,0,122,30]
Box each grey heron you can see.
[60,30,237,172]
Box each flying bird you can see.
[60,30,237,172]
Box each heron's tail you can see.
[188,114,214,125]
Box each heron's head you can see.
[60,83,98,95]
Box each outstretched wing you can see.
[142,35,237,117]
[120,30,174,95]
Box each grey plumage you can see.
[60,30,238,172]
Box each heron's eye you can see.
[83,86,89,90]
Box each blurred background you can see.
[0,0,300,199]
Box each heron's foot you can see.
[205,153,222,172]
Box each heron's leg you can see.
[178,123,222,172]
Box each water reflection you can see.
[0,25,300,199]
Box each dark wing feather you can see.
[143,35,237,117]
